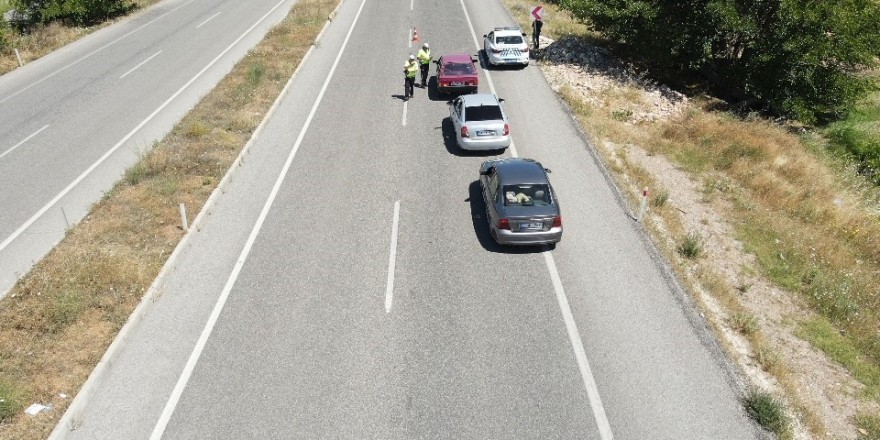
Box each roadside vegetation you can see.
[0,0,162,75]
[0,0,338,437]
[504,0,880,438]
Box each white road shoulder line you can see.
[119,50,162,79]
[458,0,612,437]
[149,0,370,437]
[196,11,222,29]
[0,0,196,105]
[0,0,289,254]
[544,252,615,439]
[385,201,401,313]
[0,124,49,161]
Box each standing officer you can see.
[404,55,418,101]
[532,17,543,50]
[417,43,432,87]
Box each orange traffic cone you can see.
[412,27,420,43]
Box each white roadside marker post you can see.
[179,203,189,231]
[637,187,649,222]
[14,48,23,67]
[61,207,70,229]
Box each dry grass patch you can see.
[0,0,339,438]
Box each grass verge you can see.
[0,0,338,438]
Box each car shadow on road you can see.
[441,118,504,158]
[426,76,448,102]
[467,180,547,254]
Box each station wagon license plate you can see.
[476,130,494,136]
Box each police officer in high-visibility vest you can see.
[417,43,432,87]
[404,55,418,101]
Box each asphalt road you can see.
[58,0,763,438]
[0,0,301,297]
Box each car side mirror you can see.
[483,34,487,38]
[498,98,505,103]
[522,32,527,37]
[479,170,490,176]
[434,59,440,64]
[544,168,552,173]
[446,100,453,105]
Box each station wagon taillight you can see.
[498,218,510,230]
[503,123,510,135]
[461,126,469,138]
[552,216,562,228]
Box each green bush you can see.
[558,0,880,124]
[744,390,789,436]
[0,18,9,53]
[12,0,134,27]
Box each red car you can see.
[435,53,479,95]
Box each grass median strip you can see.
[0,0,339,437]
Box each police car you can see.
[483,26,530,67]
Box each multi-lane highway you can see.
[53,0,761,438]
[0,0,301,297]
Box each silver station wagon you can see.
[449,93,511,151]
[479,158,562,246]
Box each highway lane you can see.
[53,0,761,438]
[150,0,759,439]
[0,0,301,297]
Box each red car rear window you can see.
[442,63,475,76]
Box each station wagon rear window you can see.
[464,105,503,122]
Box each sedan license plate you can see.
[451,81,464,86]
[476,130,494,136]
[520,222,544,231]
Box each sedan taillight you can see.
[498,218,510,230]
[552,216,562,228]
[461,126,469,138]
[503,123,510,136]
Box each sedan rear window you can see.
[443,63,475,75]
[464,105,503,122]
[496,36,523,45]
[503,184,551,206]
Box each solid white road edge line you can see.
[408,27,413,48]
[402,101,408,126]
[196,11,222,29]
[0,0,196,105]
[119,50,162,79]
[46,0,345,435]
[148,0,370,437]
[544,252,615,440]
[0,124,49,161]
[458,0,612,437]
[0,0,290,254]
[385,201,401,313]
[411,0,414,11]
